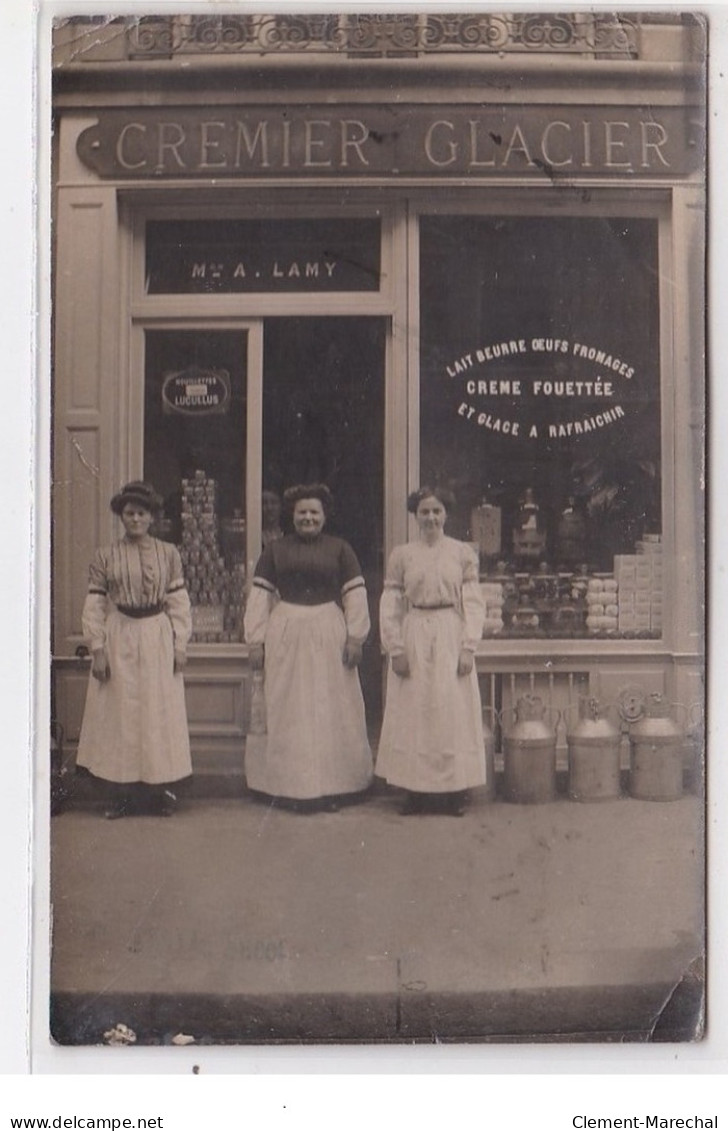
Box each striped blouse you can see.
[82,536,191,652]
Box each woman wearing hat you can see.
[243,483,372,812]
[76,481,192,818]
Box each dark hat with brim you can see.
[110,481,163,516]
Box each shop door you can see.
[262,317,386,735]
[142,318,386,736]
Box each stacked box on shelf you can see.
[614,554,641,632]
[480,581,504,635]
[585,576,619,633]
[637,535,663,632]
[614,538,663,633]
[178,469,245,643]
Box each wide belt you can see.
[115,603,164,619]
[411,604,455,610]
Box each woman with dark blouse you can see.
[243,484,373,811]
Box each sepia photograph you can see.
[45,6,707,1052]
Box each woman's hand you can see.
[91,648,110,683]
[249,644,265,671]
[391,653,410,678]
[457,648,474,677]
[342,638,363,668]
[173,649,187,674]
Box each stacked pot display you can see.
[585,575,619,634]
[480,581,505,636]
[178,469,246,642]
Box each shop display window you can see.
[143,330,248,643]
[145,218,381,294]
[261,316,386,724]
[419,215,662,640]
[261,317,385,576]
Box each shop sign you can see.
[444,336,639,443]
[149,246,376,293]
[162,367,231,415]
[76,104,701,179]
[146,218,380,293]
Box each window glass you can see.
[419,215,661,640]
[261,316,386,727]
[143,330,247,643]
[145,218,381,293]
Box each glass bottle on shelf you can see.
[221,508,247,569]
[512,486,546,563]
[557,494,587,567]
[470,492,501,568]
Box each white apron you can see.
[376,606,486,792]
[76,608,192,785]
[245,601,373,800]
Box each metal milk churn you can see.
[482,705,498,802]
[566,697,621,801]
[629,693,685,801]
[503,694,558,804]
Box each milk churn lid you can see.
[579,696,603,720]
[516,693,545,721]
[644,692,669,718]
[617,686,646,724]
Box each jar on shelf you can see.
[557,495,587,566]
[512,487,547,562]
[470,495,502,562]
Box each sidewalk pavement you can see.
[49,781,705,1046]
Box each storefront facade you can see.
[51,13,706,780]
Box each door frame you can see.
[131,317,265,579]
[126,191,409,569]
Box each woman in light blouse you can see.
[377,486,486,816]
[76,481,192,818]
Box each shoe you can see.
[104,802,127,820]
[399,792,426,816]
[442,792,467,817]
[159,789,177,817]
[104,785,130,819]
[282,797,314,814]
